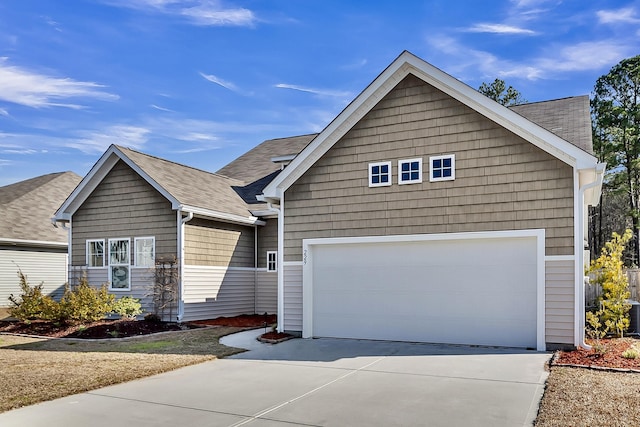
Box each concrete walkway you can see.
[0,329,551,426]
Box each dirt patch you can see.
[554,338,640,371]
[191,313,276,328]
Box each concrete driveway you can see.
[0,329,551,426]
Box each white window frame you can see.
[368,161,392,187]
[134,236,155,268]
[429,154,455,182]
[398,158,423,185]
[267,251,278,272]
[86,239,105,268]
[108,238,131,291]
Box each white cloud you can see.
[0,58,119,109]
[69,125,150,154]
[150,104,174,112]
[199,72,239,91]
[465,23,536,35]
[106,0,257,27]
[538,41,631,72]
[274,83,352,98]
[0,108,9,117]
[597,7,640,24]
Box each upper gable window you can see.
[398,158,422,185]
[430,154,455,182]
[369,161,392,187]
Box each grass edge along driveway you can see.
[0,326,245,413]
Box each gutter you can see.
[577,163,606,350]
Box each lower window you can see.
[109,238,130,290]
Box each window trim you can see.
[108,238,131,291]
[429,154,456,182]
[368,161,392,188]
[133,236,155,268]
[398,158,423,185]
[86,239,105,268]
[267,251,278,272]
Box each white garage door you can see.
[303,231,543,349]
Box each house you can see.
[54,51,603,350]
[52,136,313,321]
[261,51,603,351]
[0,172,82,306]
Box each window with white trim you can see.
[368,161,392,187]
[86,239,105,268]
[398,158,422,184]
[109,238,130,290]
[267,251,277,272]
[430,154,455,182]
[134,237,155,268]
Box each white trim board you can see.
[302,229,546,351]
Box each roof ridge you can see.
[0,172,70,206]
[115,145,244,185]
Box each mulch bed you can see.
[554,337,640,371]
[0,314,278,339]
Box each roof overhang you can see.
[181,205,265,226]
[0,237,67,249]
[262,51,599,201]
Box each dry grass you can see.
[0,326,245,412]
[536,367,640,426]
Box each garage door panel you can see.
[308,235,540,348]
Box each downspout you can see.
[269,199,285,333]
[254,225,258,314]
[177,210,194,322]
[577,164,606,350]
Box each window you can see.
[134,237,155,268]
[267,251,277,272]
[369,161,392,187]
[109,238,130,290]
[398,158,422,184]
[86,240,105,267]
[430,154,455,182]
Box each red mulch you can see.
[0,314,277,339]
[191,314,276,327]
[555,338,640,371]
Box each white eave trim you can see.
[262,50,598,200]
[180,205,265,226]
[0,237,68,249]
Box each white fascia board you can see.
[263,50,598,199]
[180,205,265,226]
[0,237,68,249]
[53,145,180,219]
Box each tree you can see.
[478,78,527,106]
[592,55,640,266]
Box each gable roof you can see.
[262,51,599,201]
[216,134,316,184]
[1,171,82,246]
[54,145,261,226]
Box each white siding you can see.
[256,270,277,314]
[181,266,255,322]
[283,262,303,332]
[545,258,575,345]
[1,249,68,306]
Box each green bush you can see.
[8,270,59,321]
[58,276,115,323]
[112,296,142,318]
[144,313,162,323]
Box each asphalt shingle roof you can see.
[0,172,82,244]
[509,95,593,154]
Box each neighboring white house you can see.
[0,172,81,306]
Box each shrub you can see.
[144,313,162,323]
[59,276,115,323]
[112,296,142,319]
[622,347,639,359]
[587,230,633,337]
[8,270,59,321]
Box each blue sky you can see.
[0,0,639,186]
